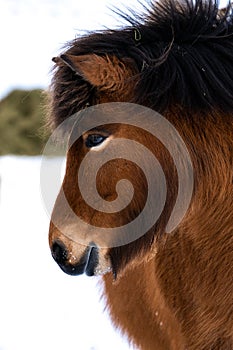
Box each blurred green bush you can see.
[0,89,49,155]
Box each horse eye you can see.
[85,134,107,148]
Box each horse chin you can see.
[56,259,112,277]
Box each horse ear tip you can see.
[52,55,74,70]
[52,56,59,63]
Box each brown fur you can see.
[48,1,233,349]
[103,110,233,349]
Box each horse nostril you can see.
[51,240,68,264]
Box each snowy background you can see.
[0,156,136,350]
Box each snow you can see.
[0,156,136,350]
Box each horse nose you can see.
[50,240,99,276]
[51,240,68,265]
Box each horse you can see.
[48,1,233,349]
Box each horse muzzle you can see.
[50,239,111,276]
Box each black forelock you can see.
[51,0,233,126]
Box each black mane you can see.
[51,0,233,126]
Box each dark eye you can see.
[85,134,107,148]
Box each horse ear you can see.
[52,54,137,91]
